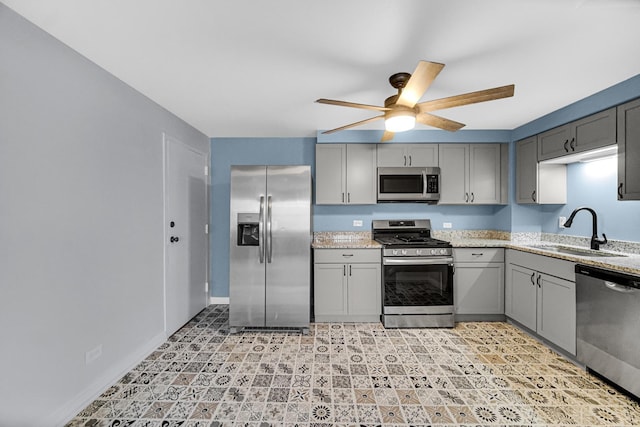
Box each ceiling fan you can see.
[316,60,515,142]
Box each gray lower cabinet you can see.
[315,144,377,205]
[516,136,567,204]
[505,250,576,355]
[314,248,381,322]
[453,248,504,320]
[617,98,640,200]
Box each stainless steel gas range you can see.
[372,219,454,328]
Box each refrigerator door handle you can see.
[266,195,273,263]
[258,196,265,263]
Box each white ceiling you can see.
[4,0,640,138]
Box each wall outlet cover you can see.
[443,222,452,229]
[559,216,567,228]
[353,220,363,227]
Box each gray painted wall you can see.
[0,5,209,425]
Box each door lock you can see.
[170,236,180,243]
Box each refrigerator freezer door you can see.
[229,166,267,328]
[265,166,312,327]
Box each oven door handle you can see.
[383,257,454,266]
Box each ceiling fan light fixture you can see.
[385,109,416,132]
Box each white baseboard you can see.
[52,331,167,427]
[210,296,229,305]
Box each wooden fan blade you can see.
[417,84,515,112]
[381,130,395,142]
[417,112,465,132]
[321,115,384,134]
[396,61,445,108]
[316,98,390,112]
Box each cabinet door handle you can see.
[347,193,351,203]
[408,155,412,166]
[531,190,537,203]
[618,183,624,199]
[563,139,569,152]
[471,253,484,256]
[342,192,345,203]
[342,254,354,257]
[470,192,475,203]
[530,272,536,286]
[349,265,352,276]
[536,274,541,288]
[465,192,469,203]
[343,265,346,276]
[404,155,407,166]
[569,137,576,151]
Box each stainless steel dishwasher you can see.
[575,264,640,399]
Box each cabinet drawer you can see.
[314,248,381,264]
[453,248,504,263]
[506,249,575,282]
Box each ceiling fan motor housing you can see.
[389,72,412,89]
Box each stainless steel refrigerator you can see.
[229,165,312,333]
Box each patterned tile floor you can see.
[67,305,640,426]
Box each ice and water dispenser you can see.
[237,213,260,246]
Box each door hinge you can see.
[205,224,209,234]
[204,165,209,176]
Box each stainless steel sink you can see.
[525,244,627,258]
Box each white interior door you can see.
[164,134,209,336]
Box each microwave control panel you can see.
[426,175,439,193]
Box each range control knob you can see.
[430,249,437,255]
[392,249,400,256]
[440,249,448,255]
[416,249,423,256]
[401,249,408,255]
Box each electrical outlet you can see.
[353,220,363,227]
[85,344,102,365]
[559,216,567,228]
[443,222,452,229]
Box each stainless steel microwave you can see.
[377,167,440,203]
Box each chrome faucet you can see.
[563,206,607,250]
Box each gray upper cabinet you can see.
[538,125,572,161]
[315,144,377,204]
[617,98,640,200]
[439,144,503,204]
[516,136,566,204]
[376,144,439,167]
[538,108,616,161]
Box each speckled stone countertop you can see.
[312,231,382,249]
[436,230,640,276]
[313,230,640,276]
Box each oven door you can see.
[382,257,454,314]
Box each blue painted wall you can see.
[539,158,640,241]
[510,73,640,241]
[211,74,640,297]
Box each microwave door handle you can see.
[258,196,265,263]
[422,171,427,197]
